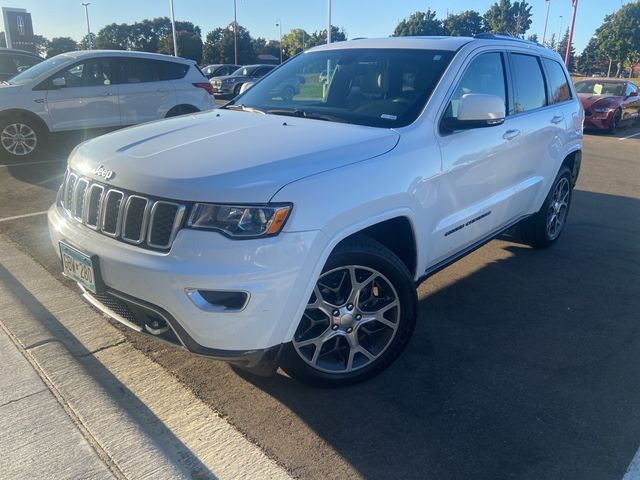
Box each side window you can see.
[542,58,571,103]
[626,83,637,96]
[14,55,41,74]
[118,58,160,84]
[444,52,507,119]
[0,56,16,76]
[60,59,113,87]
[254,67,271,78]
[155,60,189,80]
[510,54,547,113]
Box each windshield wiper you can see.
[222,104,266,114]
[266,108,348,124]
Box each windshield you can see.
[575,81,626,96]
[8,55,72,85]
[232,66,256,77]
[229,48,453,128]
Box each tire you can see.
[281,85,295,101]
[233,83,243,97]
[280,236,417,388]
[165,105,199,118]
[0,115,45,160]
[607,109,621,134]
[518,166,573,249]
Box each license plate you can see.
[59,242,102,293]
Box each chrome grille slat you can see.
[59,173,185,251]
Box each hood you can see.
[578,93,621,110]
[69,110,400,203]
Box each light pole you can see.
[564,0,578,67]
[327,0,331,44]
[169,0,178,56]
[556,15,563,52]
[276,20,283,64]
[81,2,92,49]
[542,0,551,45]
[233,0,238,65]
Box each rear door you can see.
[45,57,120,131]
[116,58,177,124]
[623,82,640,122]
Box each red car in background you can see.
[575,79,640,133]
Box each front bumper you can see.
[583,110,613,130]
[48,204,325,355]
[211,84,235,95]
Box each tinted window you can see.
[626,83,637,96]
[61,59,114,87]
[118,58,160,83]
[574,81,626,96]
[254,67,273,78]
[155,60,189,80]
[8,56,70,86]
[543,58,571,103]
[445,52,506,119]
[510,54,547,113]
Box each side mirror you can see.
[51,77,66,88]
[443,93,506,132]
[629,91,638,97]
[239,82,254,95]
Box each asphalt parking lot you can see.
[1,122,639,480]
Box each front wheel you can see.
[518,166,573,248]
[608,109,621,134]
[0,117,45,160]
[280,236,417,387]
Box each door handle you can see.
[551,115,564,124]
[503,129,521,140]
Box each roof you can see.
[55,50,193,63]
[0,47,43,58]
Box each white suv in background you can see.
[0,50,215,159]
[48,36,583,387]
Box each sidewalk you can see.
[0,233,292,480]
[0,325,115,479]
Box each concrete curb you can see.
[0,233,293,480]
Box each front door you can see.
[46,58,120,131]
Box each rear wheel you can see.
[233,83,243,97]
[0,116,45,160]
[519,166,573,248]
[281,85,295,101]
[281,236,417,387]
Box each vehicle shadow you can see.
[228,189,640,480]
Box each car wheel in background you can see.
[0,116,45,160]
[233,84,243,97]
[165,105,200,118]
[281,85,295,101]
[519,166,573,249]
[281,236,417,388]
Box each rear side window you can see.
[444,52,507,119]
[155,60,189,80]
[543,58,571,103]
[510,54,547,113]
[626,83,638,96]
[118,58,160,83]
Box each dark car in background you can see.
[575,78,640,133]
[0,48,44,81]
[201,64,241,79]
[210,64,276,98]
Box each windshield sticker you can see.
[381,114,397,120]
[594,83,603,95]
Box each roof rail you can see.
[474,33,543,48]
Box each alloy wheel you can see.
[546,177,570,240]
[293,265,401,374]
[1,123,37,156]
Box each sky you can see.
[0,0,630,54]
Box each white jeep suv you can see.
[0,50,215,159]
[48,36,583,387]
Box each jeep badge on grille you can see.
[94,165,115,181]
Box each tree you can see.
[158,30,203,63]
[526,33,539,43]
[202,24,255,64]
[393,10,444,37]
[253,37,281,61]
[46,37,78,57]
[79,33,97,50]
[281,28,310,57]
[557,28,576,72]
[95,23,132,50]
[545,32,557,52]
[32,35,50,56]
[443,10,485,37]
[0,32,6,48]
[593,2,640,77]
[308,26,347,47]
[483,0,532,37]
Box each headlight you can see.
[187,203,291,238]
[593,107,614,113]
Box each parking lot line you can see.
[0,211,48,223]
[619,132,640,141]
[0,159,66,168]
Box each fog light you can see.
[185,288,249,312]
